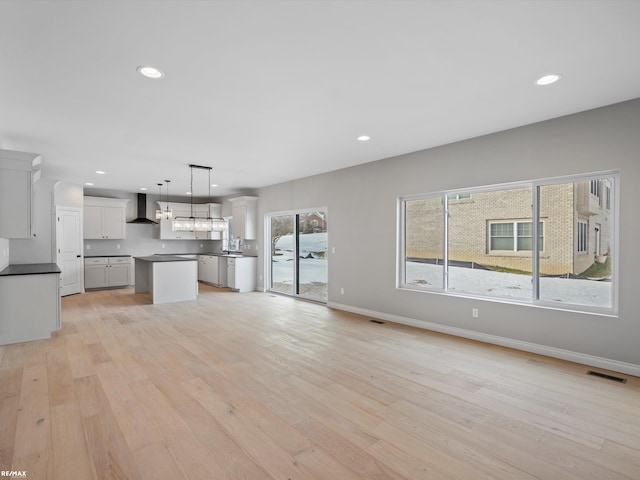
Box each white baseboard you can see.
[327,301,640,378]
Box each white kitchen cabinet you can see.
[198,254,223,286]
[83,197,128,239]
[227,256,257,292]
[0,149,41,239]
[217,256,228,287]
[229,196,258,240]
[84,256,131,289]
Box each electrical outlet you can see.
[86,244,91,250]
[472,308,479,318]
[340,287,345,295]
[162,244,165,248]
[116,244,120,249]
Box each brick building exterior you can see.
[406,179,612,276]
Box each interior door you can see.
[56,207,83,296]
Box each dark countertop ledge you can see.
[0,263,61,276]
[135,255,197,263]
[85,255,132,258]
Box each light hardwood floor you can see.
[1,284,639,479]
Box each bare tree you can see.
[270,216,294,256]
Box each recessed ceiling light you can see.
[211,184,218,187]
[186,192,192,195]
[140,187,147,191]
[357,135,371,142]
[95,170,106,174]
[85,182,94,186]
[536,74,561,86]
[137,65,164,79]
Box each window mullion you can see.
[443,194,449,291]
[532,187,540,301]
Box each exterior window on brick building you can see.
[577,221,588,253]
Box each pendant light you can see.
[173,166,197,231]
[172,164,227,232]
[163,180,173,219]
[207,167,228,232]
[155,183,163,220]
[155,180,173,220]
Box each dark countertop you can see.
[85,255,132,258]
[0,263,61,276]
[135,255,197,263]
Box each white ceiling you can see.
[1,1,640,198]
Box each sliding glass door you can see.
[269,210,327,302]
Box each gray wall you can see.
[256,98,640,370]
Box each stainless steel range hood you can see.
[127,193,158,224]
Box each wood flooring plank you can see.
[293,417,407,480]
[176,398,272,480]
[185,376,321,480]
[540,431,640,480]
[46,338,75,406]
[12,365,51,460]
[94,363,162,452]
[0,395,19,470]
[134,443,188,480]
[73,374,110,418]
[50,400,97,480]
[129,379,232,480]
[82,411,142,480]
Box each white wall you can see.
[256,98,640,373]
[54,181,83,208]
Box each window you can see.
[400,172,617,313]
[447,193,471,201]
[490,222,514,250]
[489,221,544,252]
[577,221,588,253]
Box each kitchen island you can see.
[134,255,198,304]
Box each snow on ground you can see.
[406,261,612,308]
[270,232,611,308]
[272,233,328,285]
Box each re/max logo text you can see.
[1,472,27,478]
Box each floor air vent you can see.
[587,370,627,383]
[369,319,385,324]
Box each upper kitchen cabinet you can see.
[83,196,129,239]
[229,196,258,240]
[0,149,42,238]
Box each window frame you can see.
[577,220,588,254]
[397,171,619,316]
[488,220,544,254]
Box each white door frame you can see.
[56,206,84,296]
